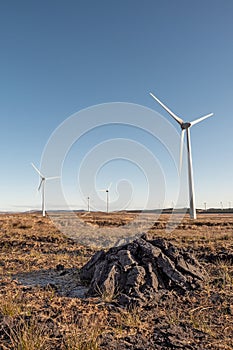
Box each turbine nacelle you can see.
[181,122,191,130]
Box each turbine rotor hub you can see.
[181,122,191,129]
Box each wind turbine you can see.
[31,163,60,217]
[99,183,112,213]
[150,92,213,219]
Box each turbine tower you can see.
[150,92,213,219]
[31,163,60,217]
[99,183,112,213]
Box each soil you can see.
[0,212,232,349]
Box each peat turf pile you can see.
[80,234,206,307]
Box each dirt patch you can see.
[13,266,88,298]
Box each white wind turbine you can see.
[31,163,60,217]
[150,92,213,219]
[99,183,112,213]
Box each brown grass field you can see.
[0,212,232,349]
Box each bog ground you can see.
[0,212,232,349]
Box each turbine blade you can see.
[179,129,185,173]
[98,189,106,192]
[190,113,213,127]
[46,176,60,181]
[108,182,112,191]
[38,179,43,191]
[31,163,44,178]
[150,92,184,126]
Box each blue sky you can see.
[0,0,233,211]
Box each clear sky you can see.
[0,0,233,212]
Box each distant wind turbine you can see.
[31,163,60,217]
[150,92,213,219]
[99,183,112,213]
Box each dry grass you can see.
[0,212,232,349]
[3,316,51,350]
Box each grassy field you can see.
[0,212,232,349]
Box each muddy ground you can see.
[0,212,232,349]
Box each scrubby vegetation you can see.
[0,213,232,349]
